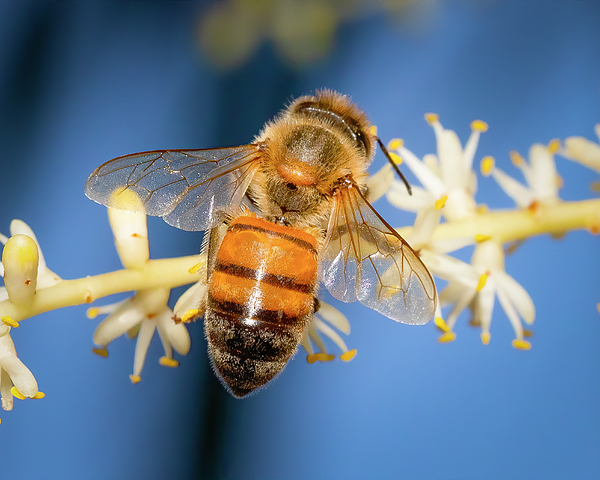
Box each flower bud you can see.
[2,234,39,307]
[108,188,149,269]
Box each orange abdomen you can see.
[205,216,318,398]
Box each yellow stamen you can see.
[476,204,489,214]
[10,387,26,400]
[33,391,45,399]
[512,339,532,350]
[306,353,335,364]
[510,150,525,166]
[159,356,179,368]
[471,119,489,132]
[480,332,491,345]
[188,262,202,274]
[438,332,456,343]
[424,113,439,125]
[480,156,495,176]
[2,316,19,328]
[547,138,561,153]
[369,125,378,136]
[523,329,534,337]
[86,307,100,319]
[389,152,403,164]
[435,195,447,210]
[387,138,403,150]
[340,349,357,362]
[476,274,488,291]
[129,374,141,384]
[92,347,109,358]
[434,317,450,333]
[475,234,491,243]
[182,309,199,323]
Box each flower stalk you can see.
[396,198,600,243]
[0,255,201,323]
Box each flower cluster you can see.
[87,190,191,384]
[0,113,598,419]
[0,220,59,419]
[386,114,599,348]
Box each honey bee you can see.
[85,90,436,398]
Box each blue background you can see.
[1,2,599,479]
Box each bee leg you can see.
[375,136,412,196]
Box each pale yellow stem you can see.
[396,199,600,244]
[0,255,201,322]
[2,199,598,325]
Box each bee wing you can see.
[321,183,436,325]
[85,144,262,231]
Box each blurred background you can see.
[0,1,599,479]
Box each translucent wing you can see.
[321,181,436,325]
[85,144,263,231]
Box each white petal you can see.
[133,320,156,377]
[398,146,447,198]
[473,280,496,335]
[156,308,191,355]
[443,285,476,329]
[313,317,349,354]
[408,208,441,247]
[433,124,465,189]
[495,279,525,339]
[495,271,535,325]
[366,163,394,204]
[463,130,481,176]
[0,355,38,397]
[421,251,478,287]
[93,299,144,346]
[439,280,467,305]
[528,144,559,202]
[431,236,476,255]
[1,368,14,411]
[491,168,533,209]
[307,326,327,354]
[317,300,350,334]
[173,281,207,319]
[562,136,600,173]
[386,181,434,212]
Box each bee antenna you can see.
[376,136,412,196]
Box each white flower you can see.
[88,194,190,383]
[89,287,191,383]
[386,114,488,221]
[560,124,600,173]
[481,141,562,209]
[301,300,357,363]
[172,253,208,325]
[436,239,535,348]
[559,124,600,191]
[0,324,44,414]
[0,219,61,305]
